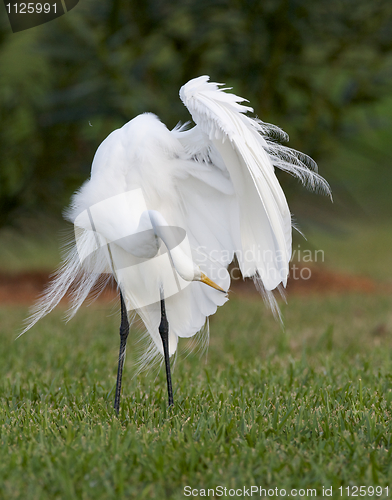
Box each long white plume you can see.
[20,229,112,337]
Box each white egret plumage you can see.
[24,76,330,412]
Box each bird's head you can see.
[192,265,226,293]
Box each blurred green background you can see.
[0,0,392,279]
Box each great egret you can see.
[24,76,329,412]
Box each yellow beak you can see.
[200,272,226,293]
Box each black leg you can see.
[114,291,129,414]
[159,298,174,407]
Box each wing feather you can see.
[179,76,330,291]
[180,77,288,289]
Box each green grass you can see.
[1,293,392,499]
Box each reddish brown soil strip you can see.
[233,266,391,296]
[286,267,387,295]
[0,267,390,306]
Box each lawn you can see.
[1,290,392,499]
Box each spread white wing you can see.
[177,75,330,292]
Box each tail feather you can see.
[20,229,111,337]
